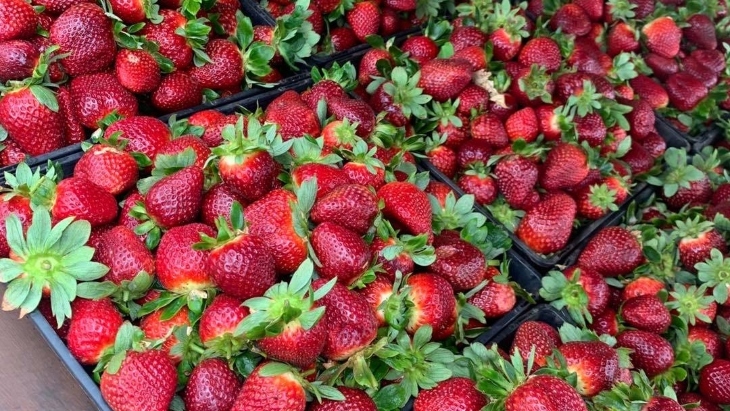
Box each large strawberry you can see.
[346,1,380,42]
[558,340,620,396]
[115,49,162,94]
[516,192,577,254]
[184,358,241,411]
[310,184,378,235]
[69,73,138,129]
[494,155,540,210]
[50,3,116,76]
[540,143,590,191]
[431,238,486,291]
[156,223,215,293]
[74,143,139,196]
[0,87,64,156]
[378,181,433,242]
[312,222,372,286]
[641,16,681,59]
[66,298,124,365]
[418,58,473,102]
[700,359,730,404]
[615,330,674,377]
[0,0,37,42]
[577,227,644,277]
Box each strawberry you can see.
[456,85,489,116]
[330,27,359,52]
[644,397,685,411]
[518,37,562,73]
[621,295,671,334]
[642,16,681,59]
[428,145,458,178]
[505,107,539,142]
[140,10,195,71]
[100,348,177,411]
[590,308,619,336]
[666,71,708,111]
[675,219,728,271]
[684,14,718,51]
[541,266,609,325]
[106,116,171,162]
[157,135,210,169]
[622,277,664,301]
[0,87,64,156]
[540,143,589,191]
[550,4,591,36]
[649,148,711,210]
[406,273,457,340]
[401,35,438,65]
[0,165,36,257]
[51,3,116,76]
[700,360,730,404]
[471,113,510,148]
[0,0,37,42]
[358,48,392,86]
[616,330,674,377]
[190,38,244,90]
[314,279,378,360]
[691,50,726,74]
[683,55,719,89]
[379,7,399,36]
[66,298,124,365]
[246,189,308,275]
[431,238,486,291]
[340,144,386,189]
[622,141,655,175]
[457,139,492,169]
[156,223,215,293]
[516,192,577,254]
[0,140,26,166]
[152,72,203,113]
[214,116,286,202]
[108,0,151,24]
[418,58,473,102]
[74,145,139,196]
[369,231,433,281]
[115,49,162,94]
[494,155,540,210]
[623,98,658,141]
[312,222,371,286]
[301,80,347,111]
[199,293,249,350]
[459,168,498,206]
[310,184,378,235]
[510,320,560,367]
[384,0,415,11]
[56,86,85,147]
[468,274,516,320]
[378,182,433,242]
[346,2,380,42]
[140,307,190,362]
[450,26,487,52]
[607,22,639,56]
[95,225,155,286]
[689,327,724,359]
[577,227,644,277]
[558,341,620,396]
[310,387,376,411]
[70,73,138,129]
[630,76,669,110]
[644,53,678,81]
[677,393,723,411]
[264,90,321,139]
[574,0,603,21]
[414,377,487,411]
[184,358,241,411]
[575,113,607,147]
[360,274,394,326]
[291,163,349,200]
[0,40,39,82]
[575,182,620,220]
[39,175,119,227]
[327,97,376,137]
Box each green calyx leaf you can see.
[540,269,591,326]
[0,207,109,328]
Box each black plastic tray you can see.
[474,304,572,348]
[655,113,720,154]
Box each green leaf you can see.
[258,362,291,377]
[29,85,59,112]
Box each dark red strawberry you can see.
[616,330,674,377]
[550,4,591,36]
[540,143,589,191]
[312,222,371,286]
[0,87,64,156]
[70,73,138,128]
[378,182,433,242]
[700,360,730,405]
[577,227,644,277]
[51,3,116,76]
[621,295,671,334]
[413,377,487,411]
[310,184,378,235]
[666,72,708,111]
[431,238,485,291]
[115,49,161,94]
[418,58,473,102]
[471,113,509,148]
[0,40,38,82]
[184,358,241,411]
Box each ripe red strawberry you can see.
[471,113,509,148]
[74,145,139,196]
[140,10,193,70]
[431,238,485,291]
[0,87,64,156]
[140,307,190,361]
[427,145,457,178]
[291,163,349,200]
[384,0,415,11]
[644,397,685,411]
[0,140,26,166]
[0,0,37,42]
[575,182,619,220]
[0,167,35,257]
[51,3,116,76]
[495,155,540,210]
[630,76,669,110]
[314,279,378,360]
[414,377,487,411]
[642,16,681,59]
[558,341,620,396]
[575,113,607,147]
[677,393,723,411]
[346,2,380,42]
[246,189,308,275]
[666,71,708,111]
[550,4,591,36]
[574,0,602,21]
[401,35,438,65]
[456,85,489,116]
[590,308,619,336]
[511,321,560,367]
[310,387,376,411]
[0,40,39,82]
[302,80,347,110]
[100,349,177,411]
[106,116,171,161]
[198,294,249,347]
[406,273,457,340]
[644,53,678,81]
[675,220,728,271]
[684,14,718,51]
[459,170,498,206]
[468,275,516,320]
[377,182,433,242]
[108,0,149,24]
[450,26,487,52]
[70,73,138,128]
[157,136,210,169]
[621,295,671,334]
[67,298,123,365]
[312,222,371,286]
[184,358,241,411]
[264,90,321,139]
[535,104,561,141]
[55,86,84,147]
[43,177,119,227]
[540,144,589,191]
[330,27,359,52]
[700,360,730,404]
[96,226,155,284]
[360,274,394,326]
[358,48,392,86]
[518,37,561,72]
[622,277,664,301]
[156,223,215,293]
[115,49,161,94]
[456,139,492,169]
[230,363,308,411]
[689,327,724,359]
[190,39,244,90]
[310,184,378,235]
[607,22,639,56]
[152,72,203,113]
[683,56,719,89]
[616,330,674,377]
[327,97,376,137]
[577,227,644,277]
[691,49,726,74]
[505,107,539,142]
[379,7,399,36]
[418,58,473,102]
[142,164,204,232]
[516,192,576,254]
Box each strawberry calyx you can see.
[0,207,109,327]
[235,259,335,340]
[696,248,730,304]
[195,201,249,250]
[0,45,65,111]
[423,19,453,45]
[519,64,554,104]
[666,283,715,326]
[608,53,639,84]
[76,271,154,320]
[212,115,293,165]
[322,118,360,149]
[646,147,707,198]
[257,361,345,403]
[339,139,386,172]
[486,0,529,39]
[606,0,637,22]
[311,61,358,92]
[540,269,593,327]
[486,197,525,232]
[428,99,463,129]
[175,17,213,67]
[2,163,47,201]
[430,192,487,234]
[271,0,320,69]
[232,13,276,82]
[587,183,620,213]
[94,321,149,375]
[368,67,433,122]
[168,114,205,139]
[372,326,455,409]
[455,280,488,342]
[592,371,676,411]
[287,136,342,168]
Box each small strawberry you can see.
[458,165,499,206]
[494,155,540,210]
[184,358,241,411]
[431,238,486,291]
[404,273,457,340]
[629,76,669,110]
[139,307,190,362]
[516,192,577,254]
[558,340,620,396]
[156,223,215,293]
[115,49,162,94]
[198,294,249,352]
[471,113,510,148]
[346,2,380,42]
[0,40,39,82]
[312,222,372,286]
[310,387,376,411]
[674,218,728,272]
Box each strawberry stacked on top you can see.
[0,67,535,411]
[0,0,318,167]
